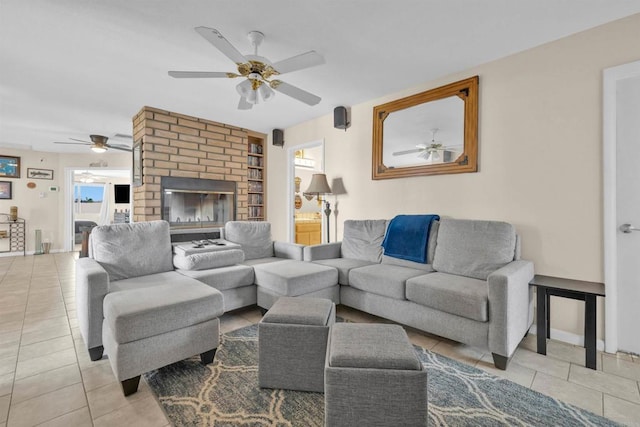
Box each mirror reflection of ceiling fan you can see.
[392,128,461,161]
[54,135,132,153]
[74,171,106,183]
[168,27,325,110]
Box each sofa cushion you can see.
[103,280,224,344]
[108,271,195,293]
[224,221,274,260]
[349,264,426,300]
[176,264,255,291]
[341,220,387,263]
[432,218,516,280]
[262,297,334,326]
[172,249,244,271]
[313,258,375,285]
[253,260,338,296]
[91,220,173,281]
[406,272,488,322]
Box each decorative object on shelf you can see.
[132,140,142,187]
[304,194,314,201]
[294,176,301,193]
[0,155,20,178]
[9,206,17,221]
[27,182,36,189]
[334,106,350,131]
[294,194,302,210]
[27,168,54,179]
[304,173,332,242]
[0,181,12,199]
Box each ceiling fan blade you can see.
[392,148,422,156]
[194,27,248,65]
[69,138,93,144]
[168,71,237,78]
[272,51,325,75]
[106,144,132,152]
[238,97,253,110]
[54,141,91,145]
[271,81,321,106]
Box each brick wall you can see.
[131,106,249,223]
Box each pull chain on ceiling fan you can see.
[168,27,325,110]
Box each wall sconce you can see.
[334,106,350,131]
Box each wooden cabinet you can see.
[247,133,266,221]
[295,221,321,245]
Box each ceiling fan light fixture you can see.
[258,83,275,102]
[91,146,107,153]
[246,88,259,104]
[236,79,252,98]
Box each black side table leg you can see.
[585,294,597,369]
[546,293,551,339]
[536,287,547,355]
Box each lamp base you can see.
[324,200,331,243]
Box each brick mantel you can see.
[132,106,249,223]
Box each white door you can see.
[615,75,640,355]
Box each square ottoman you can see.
[259,297,335,392]
[253,259,339,309]
[325,323,428,427]
[102,281,224,396]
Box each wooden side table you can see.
[529,275,605,369]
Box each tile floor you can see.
[0,253,639,426]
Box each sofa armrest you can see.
[273,241,305,261]
[75,257,109,350]
[487,260,534,358]
[303,242,342,261]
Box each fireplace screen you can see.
[161,177,236,228]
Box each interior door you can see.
[616,75,640,355]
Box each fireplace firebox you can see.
[161,177,236,228]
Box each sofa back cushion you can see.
[224,221,274,260]
[341,220,387,263]
[90,220,173,281]
[432,218,516,280]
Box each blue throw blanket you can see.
[381,214,440,263]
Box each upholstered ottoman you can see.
[102,281,224,396]
[325,323,428,427]
[253,260,339,309]
[259,297,335,392]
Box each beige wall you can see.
[266,14,640,339]
[0,147,130,253]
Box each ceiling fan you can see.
[169,27,325,110]
[54,135,132,153]
[74,170,106,183]
[392,129,461,161]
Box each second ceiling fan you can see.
[169,27,325,110]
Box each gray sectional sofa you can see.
[77,217,532,371]
[304,218,534,369]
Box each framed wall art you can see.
[0,181,12,199]
[27,168,54,180]
[0,155,20,178]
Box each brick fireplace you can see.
[131,106,251,224]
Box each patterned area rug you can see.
[145,324,620,426]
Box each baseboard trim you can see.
[529,324,606,352]
[0,249,65,257]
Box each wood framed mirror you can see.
[372,76,478,179]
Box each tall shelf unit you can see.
[247,133,266,221]
[0,214,26,256]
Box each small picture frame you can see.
[27,168,54,180]
[0,181,12,199]
[132,140,142,187]
[0,155,20,178]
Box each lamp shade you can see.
[305,173,332,195]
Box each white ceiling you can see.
[1,1,639,154]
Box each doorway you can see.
[286,140,325,243]
[603,60,640,355]
[63,168,131,252]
